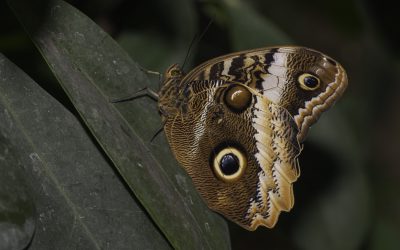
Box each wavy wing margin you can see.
[246,95,301,230]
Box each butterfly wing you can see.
[159,46,347,230]
[181,46,348,141]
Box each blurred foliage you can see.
[1,0,399,249]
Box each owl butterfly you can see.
[158,46,347,230]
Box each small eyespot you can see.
[223,84,252,113]
[298,73,320,91]
[170,69,180,76]
[165,64,182,78]
[213,147,247,183]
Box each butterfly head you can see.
[159,64,186,115]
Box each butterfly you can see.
[157,46,347,230]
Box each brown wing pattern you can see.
[158,46,347,230]
[247,94,300,229]
[163,80,262,229]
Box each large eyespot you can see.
[223,84,252,113]
[298,73,320,91]
[212,147,247,183]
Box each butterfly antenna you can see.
[182,18,214,71]
[181,33,199,71]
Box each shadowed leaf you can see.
[8,0,230,249]
[0,54,171,249]
[0,133,35,250]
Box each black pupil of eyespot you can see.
[304,76,318,88]
[220,153,240,175]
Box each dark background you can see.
[1,0,399,249]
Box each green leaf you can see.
[370,218,400,250]
[293,107,370,250]
[8,0,230,249]
[117,31,185,73]
[0,134,35,250]
[221,0,292,50]
[117,0,198,74]
[0,53,170,249]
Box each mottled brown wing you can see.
[162,79,301,230]
[181,46,348,141]
[159,46,347,230]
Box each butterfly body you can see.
[158,46,347,230]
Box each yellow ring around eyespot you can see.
[213,147,247,183]
[298,73,320,91]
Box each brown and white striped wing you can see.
[182,46,348,141]
[163,79,301,230]
[160,46,347,230]
[246,95,301,229]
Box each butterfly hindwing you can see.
[158,46,347,230]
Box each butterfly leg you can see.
[139,66,163,88]
[110,86,159,103]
